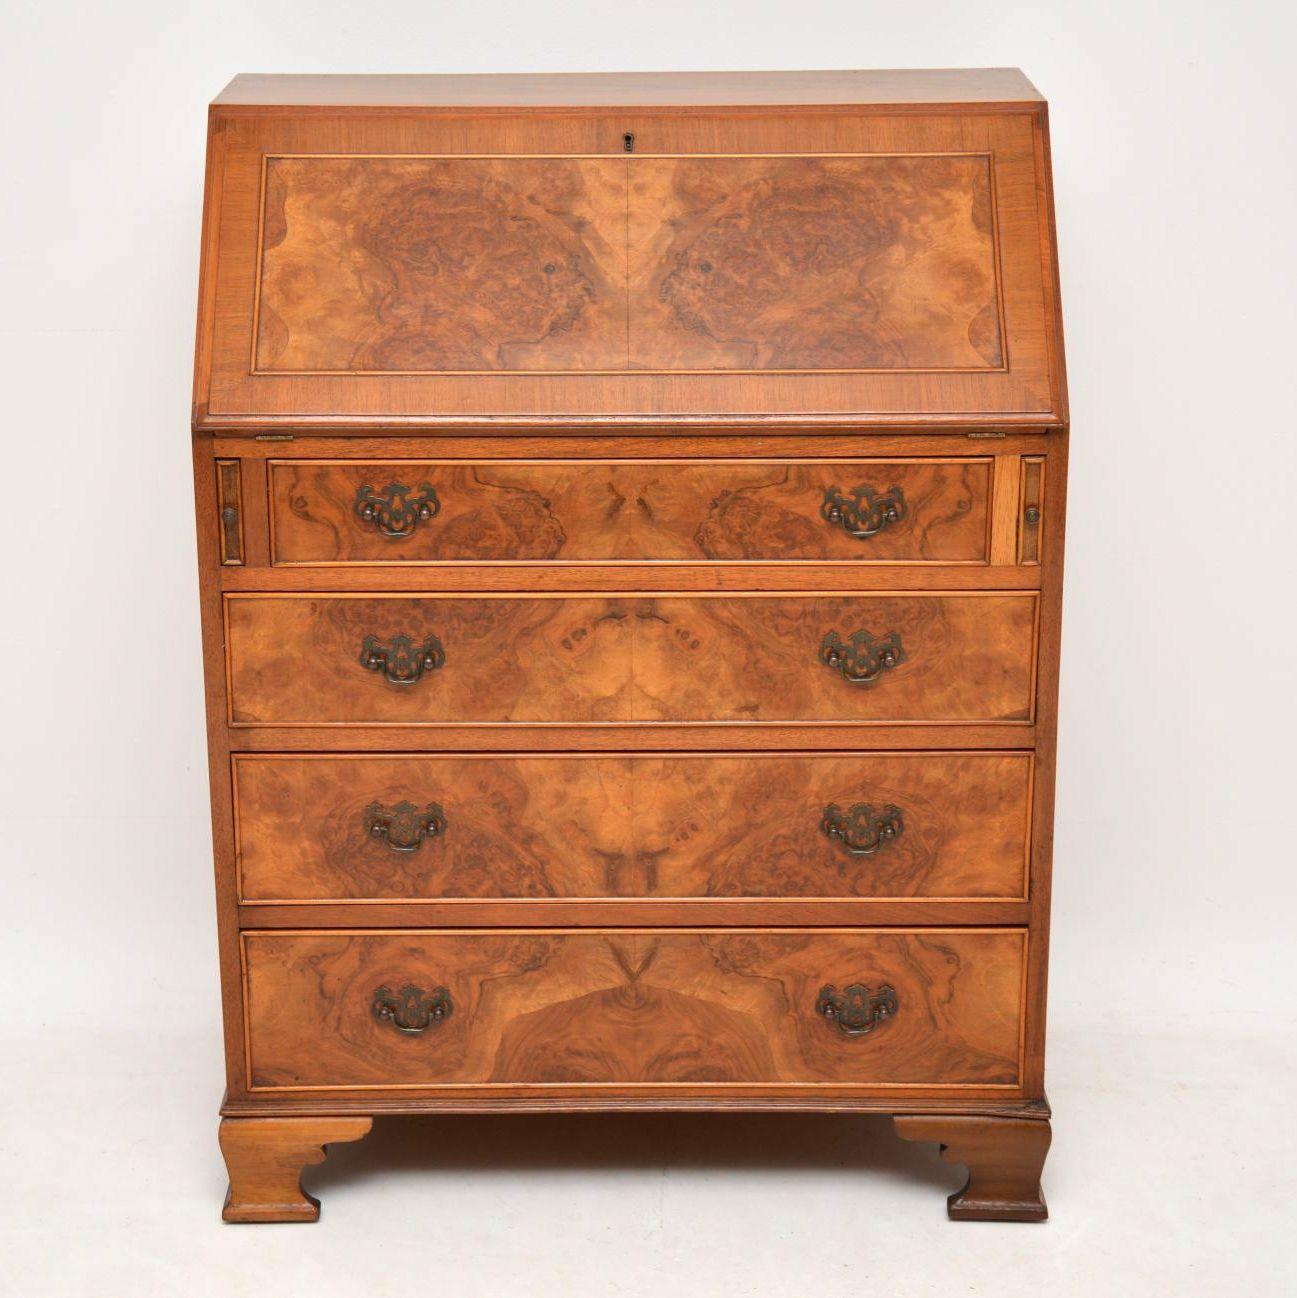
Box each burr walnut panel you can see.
[223,592,1037,726]
[255,156,628,373]
[627,155,1003,372]
[268,459,992,565]
[253,154,1000,377]
[233,752,1032,902]
[242,929,1026,1089]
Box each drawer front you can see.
[243,929,1025,1089]
[235,753,1032,902]
[269,459,991,565]
[225,593,1037,726]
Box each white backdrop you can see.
[2,2,1295,1293]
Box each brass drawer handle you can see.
[822,802,904,856]
[372,984,453,1034]
[364,800,447,852]
[354,481,441,538]
[815,983,898,1037]
[359,633,445,685]
[819,628,905,686]
[820,484,907,540]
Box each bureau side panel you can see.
[192,439,248,1095]
[1020,433,1066,1095]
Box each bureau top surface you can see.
[212,69,1044,111]
[195,69,1064,431]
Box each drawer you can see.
[268,459,992,565]
[234,752,1032,902]
[224,592,1037,726]
[242,929,1026,1089]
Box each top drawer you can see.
[269,459,992,565]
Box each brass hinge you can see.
[966,431,1007,439]
[254,433,294,442]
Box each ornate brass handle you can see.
[815,983,898,1037]
[822,803,904,856]
[819,628,905,686]
[364,800,447,852]
[372,984,453,1034]
[354,481,441,538]
[820,484,907,540]
[359,633,445,685]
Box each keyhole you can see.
[623,132,635,153]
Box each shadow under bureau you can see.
[191,68,1068,1223]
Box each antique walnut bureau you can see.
[192,69,1068,1223]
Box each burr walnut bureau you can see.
[191,69,1068,1223]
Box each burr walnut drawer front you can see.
[268,459,992,565]
[223,592,1037,726]
[241,929,1026,1090]
[234,752,1032,903]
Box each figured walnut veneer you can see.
[269,459,992,565]
[233,752,1032,902]
[242,929,1026,1090]
[628,155,1003,373]
[193,70,1067,1223]
[224,592,1037,726]
[255,154,1002,376]
[256,157,628,374]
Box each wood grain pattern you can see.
[989,455,1021,566]
[219,1116,372,1222]
[269,459,992,564]
[242,929,1025,1089]
[199,107,1060,425]
[239,900,1032,931]
[224,430,1055,459]
[628,156,1003,372]
[233,752,1032,902]
[225,565,1041,595]
[224,592,1037,726]
[894,1113,1050,1220]
[255,154,1002,377]
[256,157,627,373]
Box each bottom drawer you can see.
[242,929,1025,1090]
